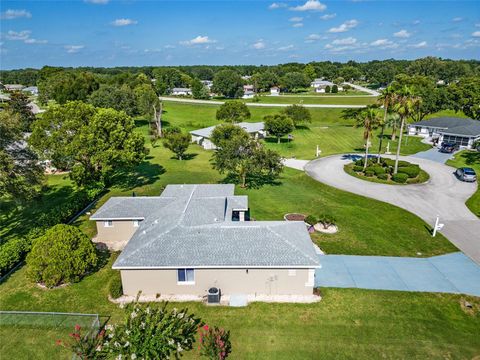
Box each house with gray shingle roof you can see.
[90,184,320,302]
[408,117,480,149]
[190,122,265,150]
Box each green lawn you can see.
[446,150,480,217]
[245,95,377,105]
[1,256,479,359]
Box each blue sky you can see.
[1,0,479,69]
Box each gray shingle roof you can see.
[91,184,319,269]
[190,122,264,139]
[411,117,480,137]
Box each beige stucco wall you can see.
[95,220,139,247]
[120,268,315,297]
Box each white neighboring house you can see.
[23,86,39,96]
[242,85,255,99]
[190,122,265,150]
[270,87,280,96]
[4,84,25,91]
[311,79,343,93]
[171,87,192,96]
[201,80,213,89]
[408,117,480,149]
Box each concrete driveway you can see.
[304,154,480,264]
[315,252,480,296]
[412,147,456,164]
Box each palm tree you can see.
[354,105,382,170]
[392,86,422,174]
[376,86,396,163]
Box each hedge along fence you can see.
[0,186,104,279]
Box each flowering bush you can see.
[198,325,232,360]
[56,324,106,359]
[105,301,202,359]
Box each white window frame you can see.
[133,220,139,227]
[104,220,113,228]
[177,268,195,285]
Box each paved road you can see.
[304,154,480,264]
[315,252,480,296]
[159,96,366,109]
[344,82,380,96]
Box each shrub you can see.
[26,224,98,287]
[106,301,202,359]
[372,166,386,176]
[365,170,374,177]
[318,214,336,229]
[109,272,123,299]
[199,325,232,360]
[382,158,395,167]
[305,215,318,226]
[392,173,409,183]
[398,166,420,178]
[56,324,106,359]
[353,165,364,172]
[331,84,338,93]
[377,173,388,180]
[0,238,29,276]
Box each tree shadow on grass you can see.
[112,162,166,191]
[168,153,198,161]
[460,151,480,166]
[264,137,295,144]
[220,172,282,189]
[295,125,311,131]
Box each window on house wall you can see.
[104,220,113,227]
[177,269,195,284]
[133,220,139,227]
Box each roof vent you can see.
[142,230,146,235]
[154,219,158,224]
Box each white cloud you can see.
[472,31,480,37]
[65,45,84,53]
[328,19,358,33]
[332,37,357,45]
[393,29,411,38]
[304,33,326,43]
[410,41,427,48]
[164,44,176,49]
[1,9,32,20]
[320,13,336,20]
[452,17,463,22]
[180,35,216,45]
[412,20,421,25]
[269,2,287,9]
[111,18,137,27]
[278,44,294,51]
[84,0,109,4]
[252,40,266,49]
[5,30,31,40]
[370,39,398,49]
[24,38,48,44]
[289,16,303,22]
[292,23,304,28]
[290,0,326,12]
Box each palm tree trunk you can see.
[241,172,247,188]
[391,121,397,141]
[277,137,280,144]
[393,117,405,174]
[363,134,369,170]
[377,106,388,164]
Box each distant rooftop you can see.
[91,184,319,269]
[190,122,264,139]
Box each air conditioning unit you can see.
[207,287,220,304]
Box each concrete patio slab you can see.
[315,252,480,296]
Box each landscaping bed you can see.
[344,157,430,185]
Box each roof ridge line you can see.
[266,224,319,264]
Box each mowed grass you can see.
[446,150,480,217]
[246,95,377,105]
[1,256,479,360]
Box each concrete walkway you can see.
[344,82,380,96]
[159,96,366,109]
[303,154,480,264]
[315,252,480,296]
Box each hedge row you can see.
[0,186,103,277]
[354,157,421,182]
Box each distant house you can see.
[311,79,342,93]
[241,75,252,81]
[201,80,213,89]
[4,84,25,91]
[270,87,280,96]
[190,122,265,150]
[171,88,192,96]
[23,86,39,96]
[408,117,480,149]
[242,85,255,99]
[90,184,320,303]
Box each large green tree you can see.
[282,105,312,127]
[210,123,249,147]
[376,86,396,163]
[355,106,382,170]
[252,71,279,92]
[281,72,310,91]
[88,84,138,116]
[162,127,191,160]
[212,70,244,98]
[30,101,147,187]
[216,100,251,123]
[211,130,283,188]
[0,111,44,201]
[449,77,480,120]
[7,91,35,131]
[264,114,294,143]
[191,78,210,99]
[134,83,160,116]
[37,71,99,104]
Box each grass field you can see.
[245,95,377,105]
[446,150,480,218]
[1,256,479,359]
